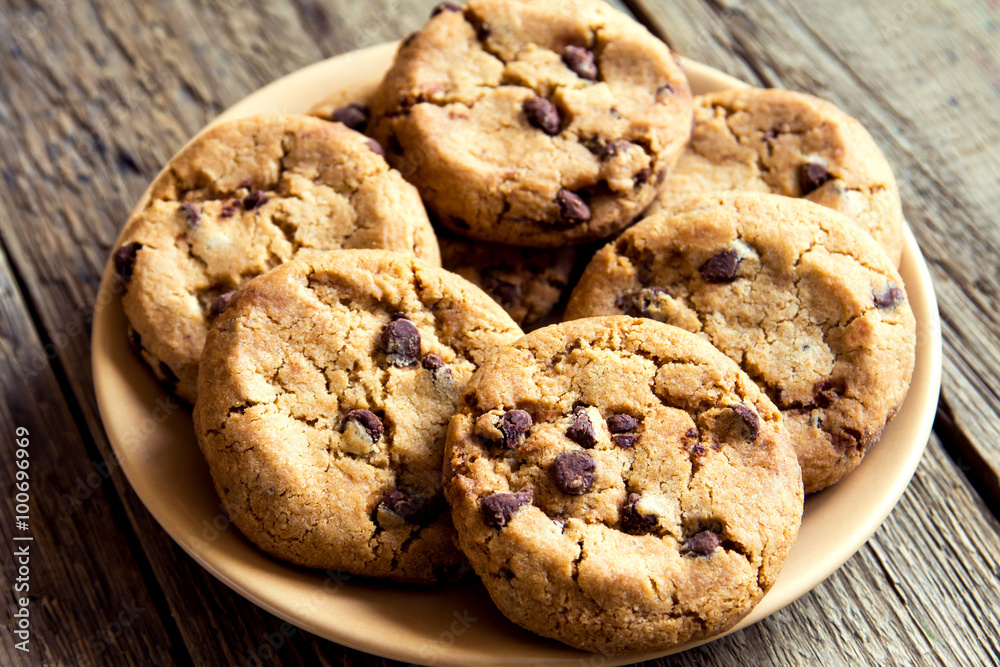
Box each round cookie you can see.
[437,229,576,327]
[443,317,803,653]
[112,113,440,403]
[368,0,693,247]
[648,88,905,265]
[566,193,916,493]
[193,250,523,583]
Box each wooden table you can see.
[1,0,998,664]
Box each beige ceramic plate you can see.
[92,41,943,666]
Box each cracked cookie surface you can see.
[443,317,802,652]
[193,250,522,583]
[114,114,440,403]
[647,88,905,265]
[566,193,916,493]
[368,0,693,247]
[437,228,576,327]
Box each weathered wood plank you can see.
[629,0,1000,511]
[1,0,999,664]
[0,250,178,666]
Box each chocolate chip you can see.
[220,204,236,219]
[481,489,533,528]
[799,163,833,194]
[682,530,721,556]
[556,189,591,224]
[481,272,519,305]
[685,427,705,456]
[562,45,598,81]
[635,168,651,185]
[382,318,420,366]
[600,139,632,159]
[874,284,904,309]
[523,97,561,135]
[733,404,760,441]
[621,493,657,534]
[813,378,844,408]
[566,410,597,448]
[381,489,436,523]
[210,290,235,318]
[113,242,142,284]
[607,414,638,433]
[616,286,669,318]
[551,450,596,495]
[464,10,490,40]
[500,409,532,449]
[699,249,740,283]
[576,180,613,199]
[611,434,636,449]
[242,190,269,210]
[331,103,369,132]
[367,139,385,157]
[344,409,384,443]
[431,1,462,16]
[833,428,864,453]
[421,353,445,370]
[180,202,201,226]
[390,311,411,321]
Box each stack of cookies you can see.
[111,0,916,655]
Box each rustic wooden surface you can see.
[0,0,998,665]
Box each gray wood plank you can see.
[1,0,998,664]
[0,249,177,666]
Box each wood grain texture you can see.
[628,0,1000,513]
[0,252,176,666]
[0,0,998,664]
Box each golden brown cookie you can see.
[444,316,803,652]
[194,250,523,583]
[437,229,576,327]
[368,0,693,247]
[566,193,916,493]
[649,88,905,265]
[112,114,439,402]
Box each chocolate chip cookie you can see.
[368,0,693,247]
[194,250,523,583]
[566,193,916,493]
[308,80,380,133]
[649,88,905,265]
[437,229,576,327]
[443,317,803,652]
[113,114,439,403]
